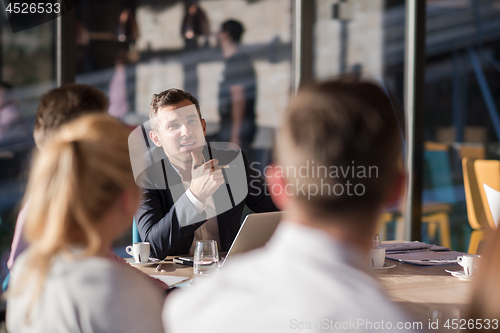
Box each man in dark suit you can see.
[135,88,277,259]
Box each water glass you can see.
[193,240,220,275]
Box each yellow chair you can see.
[421,203,452,248]
[462,158,495,254]
[376,208,451,247]
[474,159,500,230]
[458,144,486,160]
[377,212,404,241]
[376,142,453,245]
[422,142,453,248]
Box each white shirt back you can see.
[164,222,422,333]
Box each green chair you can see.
[2,273,9,293]
[132,217,142,243]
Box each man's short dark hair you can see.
[34,84,108,147]
[279,78,402,218]
[149,88,202,131]
[221,19,245,43]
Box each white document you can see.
[150,275,190,287]
[483,184,500,228]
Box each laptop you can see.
[222,211,282,266]
[174,211,282,266]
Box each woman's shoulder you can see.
[64,255,164,332]
[10,253,164,333]
[12,250,162,303]
[56,254,164,318]
[55,254,150,289]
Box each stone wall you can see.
[135,0,292,130]
[315,0,384,80]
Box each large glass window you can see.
[0,18,55,292]
[5,0,489,282]
[313,0,407,241]
[422,0,500,252]
[76,0,292,167]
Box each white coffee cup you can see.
[457,255,480,276]
[370,247,386,268]
[126,242,150,263]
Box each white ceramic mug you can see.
[370,247,386,268]
[126,242,150,263]
[457,255,480,276]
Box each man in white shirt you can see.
[163,79,421,332]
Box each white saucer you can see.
[125,257,160,267]
[449,271,475,280]
[371,263,396,270]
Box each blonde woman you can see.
[6,115,164,333]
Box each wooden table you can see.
[376,259,473,328]
[132,256,194,282]
[378,260,471,304]
[133,257,472,330]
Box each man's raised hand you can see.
[188,151,225,203]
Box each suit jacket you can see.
[135,145,278,259]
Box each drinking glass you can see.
[193,240,219,275]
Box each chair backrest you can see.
[462,158,490,230]
[459,145,486,160]
[424,142,455,203]
[132,216,142,243]
[2,273,9,293]
[474,159,500,229]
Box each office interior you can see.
[1,0,500,324]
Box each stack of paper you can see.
[382,241,465,266]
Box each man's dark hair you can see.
[149,88,202,130]
[34,83,109,147]
[221,19,245,43]
[279,78,402,218]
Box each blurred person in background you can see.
[5,84,168,293]
[6,115,164,333]
[181,0,210,50]
[116,7,140,64]
[108,49,131,119]
[108,7,140,119]
[7,84,108,270]
[180,0,209,100]
[163,79,416,332]
[0,81,25,141]
[217,19,257,160]
[116,7,139,45]
[75,16,90,73]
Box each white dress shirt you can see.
[163,221,421,333]
[169,160,221,254]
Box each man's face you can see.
[149,99,206,166]
[216,29,230,47]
